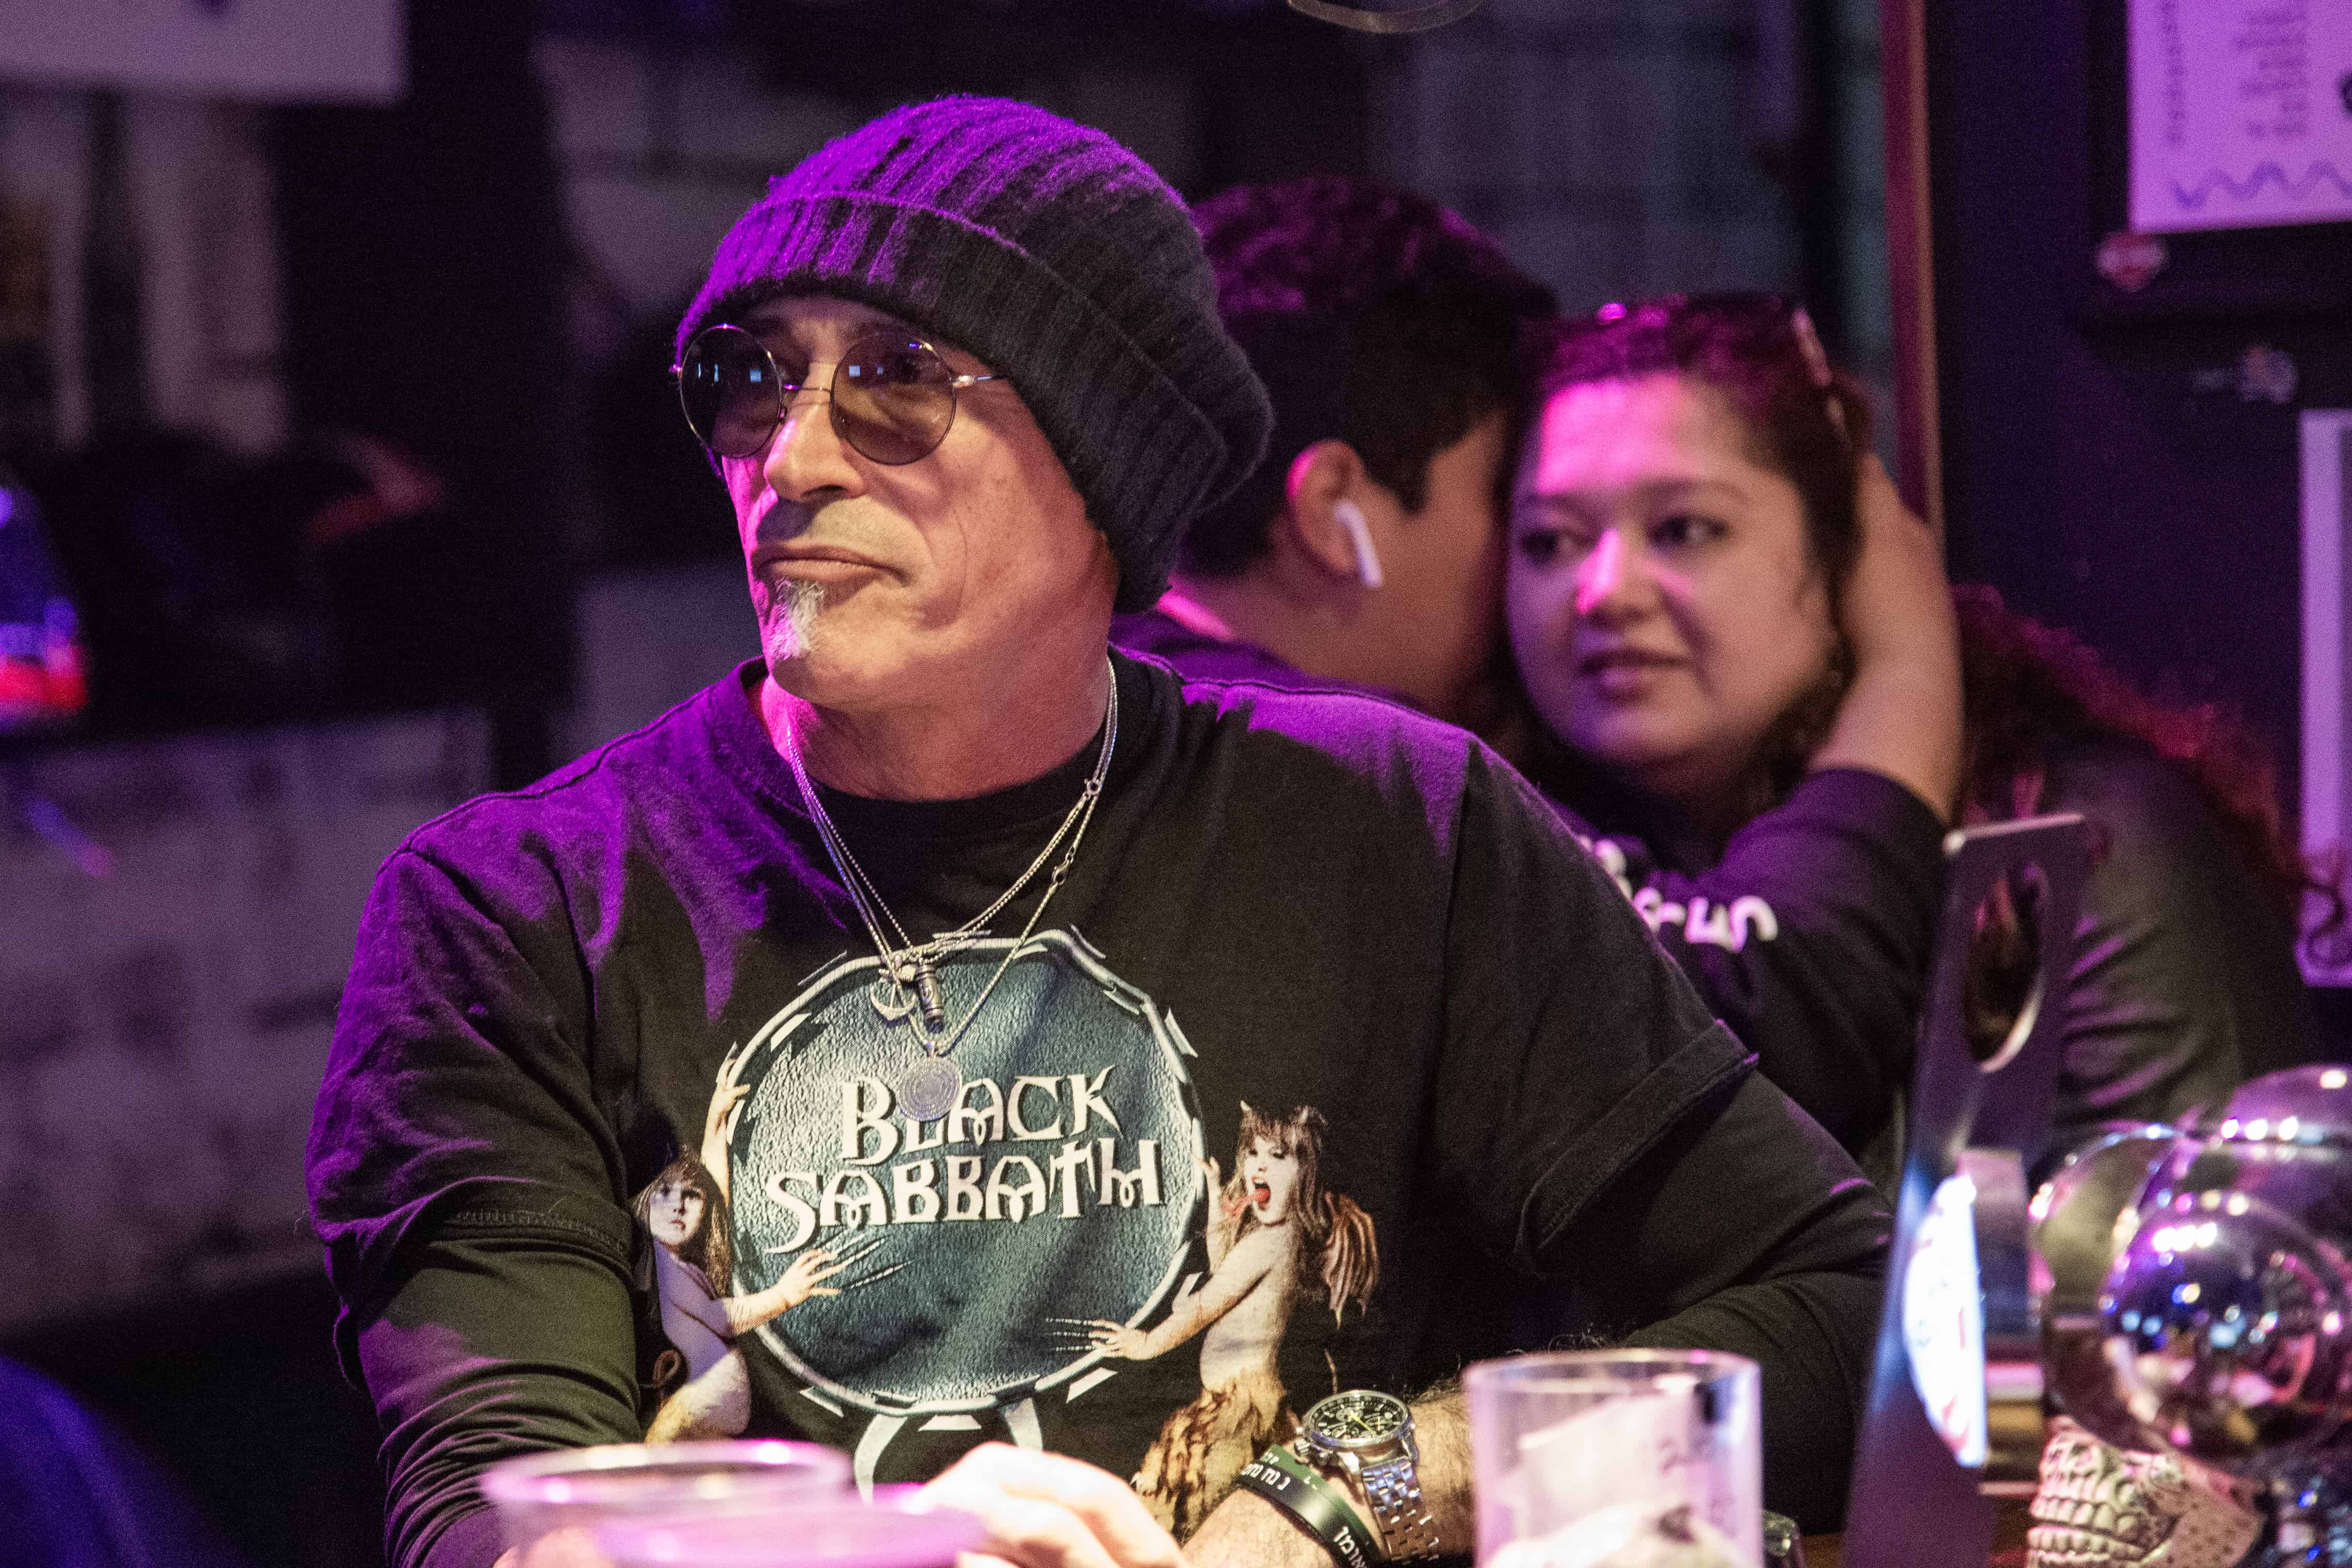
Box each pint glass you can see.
[1466,1349,1763,1568]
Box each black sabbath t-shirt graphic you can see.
[1119,1098,1377,1536]
[629,927,1380,1529]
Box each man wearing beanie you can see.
[309,99,1886,1568]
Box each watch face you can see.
[1310,1391,1407,1446]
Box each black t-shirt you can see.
[1115,608,1947,1156]
[308,653,1887,1568]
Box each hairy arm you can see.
[1185,1387,1475,1566]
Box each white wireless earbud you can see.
[1332,499,1384,590]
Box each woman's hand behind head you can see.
[1807,452,1963,820]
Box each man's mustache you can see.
[752,499,891,560]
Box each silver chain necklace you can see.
[781,657,1119,1120]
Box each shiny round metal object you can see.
[2223,1065,2352,1149]
[2032,1068,2352,1482]
[2036,1127,2182,1316]
[2031,1127,2180,1454]
[2097,1184,2352,1473]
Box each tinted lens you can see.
[678,326,782,457]
[833,335,956,465]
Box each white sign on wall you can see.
[0,0,404,104]
[2130,0,2352,233]
[2305,410,2352,983]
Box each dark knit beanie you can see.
[678,97,1272,614]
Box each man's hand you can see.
[919,1444,1189,1568]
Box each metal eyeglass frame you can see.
[670,324,1000,465]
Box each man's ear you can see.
[1281,440,1375,586]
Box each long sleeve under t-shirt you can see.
[309,653,1888,1568]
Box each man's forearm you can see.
[1185,1388,1474,1568]
[1402,1388,1472,1554]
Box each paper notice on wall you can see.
[2129,0,2352,233]
[0,0,403,104]
[2304,410,2352,983]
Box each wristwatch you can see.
[1295,1391,1443,1562]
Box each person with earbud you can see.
[1116,183,1959,1175]
[1114,180,1544,730]
[1330,499,1384,590]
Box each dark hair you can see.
[1178,177,1556,577]
[1953,584,2345,958]
[1521,292,1874,819]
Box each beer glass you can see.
[1466,1349,1763,1568]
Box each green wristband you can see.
[1234,1445,1385,1568]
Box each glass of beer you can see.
[481,1440,853,1558]
[1466,1349,1763,1568]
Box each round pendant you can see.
[898,1055,962,1122]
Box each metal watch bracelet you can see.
[1353,1455,1442,1561]
[1233,1445,1385,1568]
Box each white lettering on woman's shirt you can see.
[1575,833,1781,953]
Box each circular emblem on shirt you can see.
[722,929,1206,1417]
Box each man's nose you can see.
[1574,527,1631,618]
[762,385,860,503]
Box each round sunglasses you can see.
[672,324,1000,466]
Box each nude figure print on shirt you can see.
[638,1050,848,1442]
[1086,1101,1378,1537]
